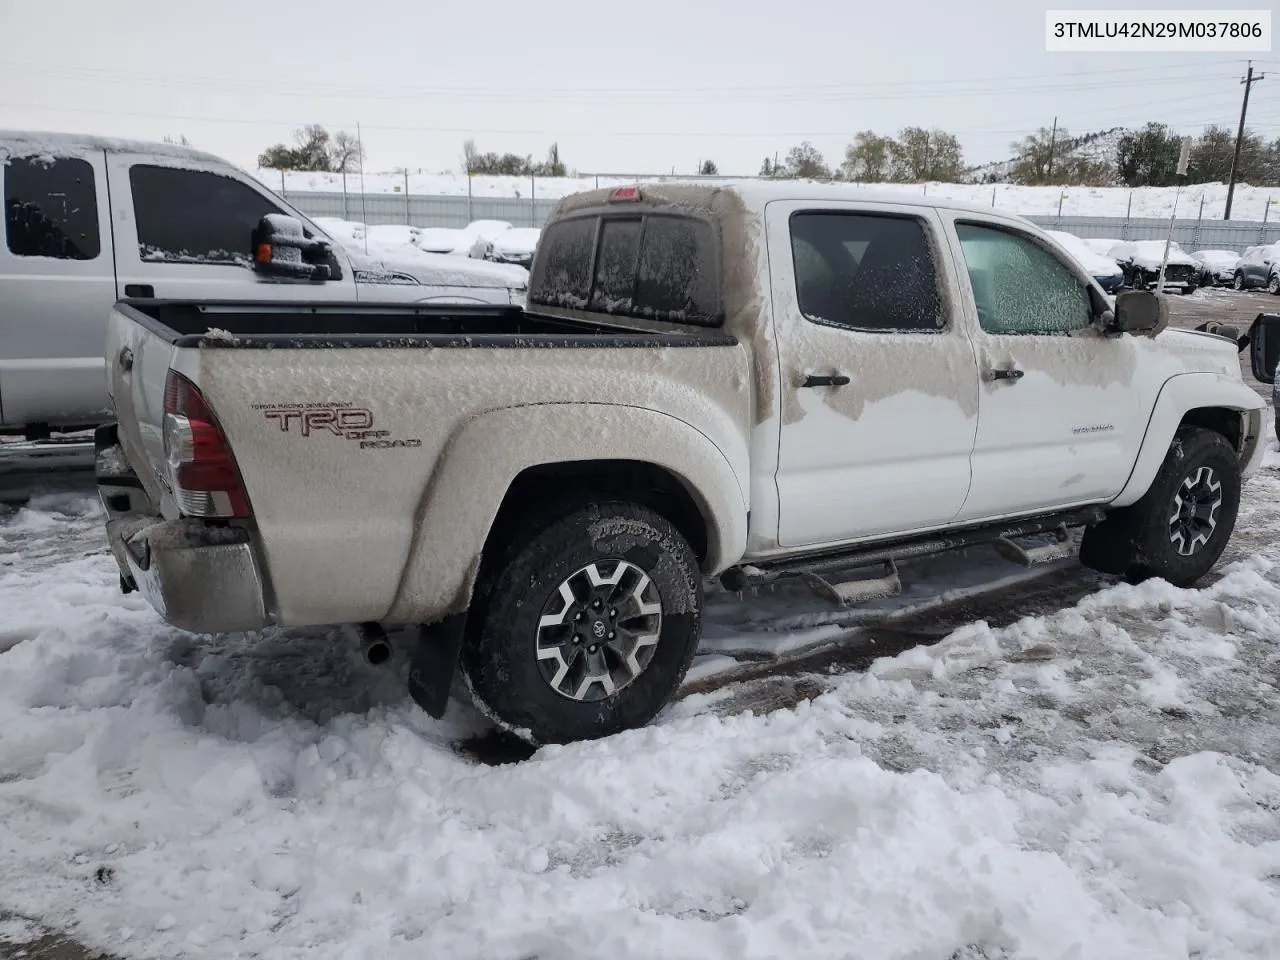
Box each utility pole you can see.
[1225,61,1265,221]
[1045,116,1058,182]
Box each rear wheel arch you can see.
[481,459,713,572]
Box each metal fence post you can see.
[342,170,349,221]
[1123,192,1132,240]
[1262,199,1273,244]
[279,169,286,196]
[531,174,536,227]
[467,174,473,224]
[991,185,996,207]
[1193,196,1204,248]
[594,174,599,189]
[404,170,410,225]
[1057,192,1064,220]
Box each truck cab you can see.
[0,131,528,436]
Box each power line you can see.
[0,63,1249,108]
[1226,61,1266,219]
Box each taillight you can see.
[163,372,250,518]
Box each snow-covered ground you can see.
[260,168,1280,221]
[2,447,1280,959]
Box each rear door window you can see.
[789,212,942,332]
[4,156,100,260]
[129,165,286,265]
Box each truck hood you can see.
[1132,250,1198,269]
[347,241,529,290]
[1153,327,1243,377]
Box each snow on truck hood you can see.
[339,236,528,289]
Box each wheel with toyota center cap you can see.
[1120,426,1240,588]
[461,501,702,744]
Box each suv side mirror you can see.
[251,214,333,281]
[1248,313,1280,384]
[1107,290,1168,337]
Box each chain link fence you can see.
[276,188,1280,254]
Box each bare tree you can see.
[329,131,365,173]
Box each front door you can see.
[106,154,358,303]
[769,202,980,548]
[944,215,1141,523]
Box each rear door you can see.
[1,146,116,427]
[106,154,358,303]
[768,201,980,546]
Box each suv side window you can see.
[4,156,100,260]
[129,165,286,265]
[955,223,1092,336]
[789,212,943,332]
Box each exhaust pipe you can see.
[358,622,393,666]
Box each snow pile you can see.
[259,168,1280,221]
[2,457,1280,958]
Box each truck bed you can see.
[117,299,739,350]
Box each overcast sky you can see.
[1,0,1276,176]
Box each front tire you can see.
[1082,427,1240,588]
[462,501,702,744]
[1268,274,1280,296]
[1234,272,1246,291]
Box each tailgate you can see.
[104,304,173,508]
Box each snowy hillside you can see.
[964,128,1127,185]
[258,168,1280,221]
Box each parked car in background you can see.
[1045,230,1125,292]
[1082,238,1124,264]
[1191,249,1241,287]
[416,227,468,254]
[1233,243,1280,292]
[461,220,516,258]
[477,227,541,268]
[1108,240,1199,294]
[0,130,529,439]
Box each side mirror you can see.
[1248,313,1280,384]
[251,214,333,281]
[1108,290,1168,337]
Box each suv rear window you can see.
[4,156,100,260]
[531,213,720,326]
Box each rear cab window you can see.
[530,211,720,326]
[4,155,100,260]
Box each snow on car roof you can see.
[0,129,226,166]
[560,179,1037,222]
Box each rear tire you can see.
[462,501,702,744]
[1234,272,1246,291]
[1082,427,1240,588]
[1268,274,1280,296]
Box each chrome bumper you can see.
[96,423,269,634]
[105,517,269,633]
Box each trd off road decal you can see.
[251,401,421,450]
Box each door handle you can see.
[801,373,851,388]
[124,284,154,298]
[117,346,134,372]
[986,366,1024,382]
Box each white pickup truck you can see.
[96,181,1272,744]
[0,131,528,438]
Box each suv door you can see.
[1,147,116,429]
[767,202,980,547]
[943,215,1141,522]
[106,155,357,303]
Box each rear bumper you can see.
[105,517,270,633]
[96,423,270,634]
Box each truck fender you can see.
[384,402,749,624]
[1111,372,1265,509]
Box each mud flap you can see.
[407,613,467,719]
